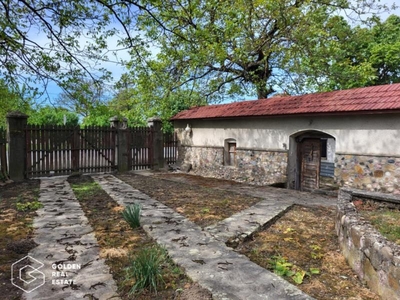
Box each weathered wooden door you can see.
[300,138,321,191]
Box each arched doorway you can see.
[288,130,336,191]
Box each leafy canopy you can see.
[132,0,394,99]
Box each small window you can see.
[228,142,236,165]
[224,139,237,166]
[321,139,327,160]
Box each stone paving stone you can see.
[93,174,315,300]
[23,177,120,300]
[205,200,293,243]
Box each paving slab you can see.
[93,174,315,300]
[205,199,292,244]
[23,177,119,300]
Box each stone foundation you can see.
[178,146,287,186]
[335,154,400,194]
[336,188,400,300]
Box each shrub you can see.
[126,245,166,294]
[122,203,141,229]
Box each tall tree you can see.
[0,0,159,98]
[296,14,400,91]
[367,14,400,85]
[133,0,392,99]
[112,62,206,128]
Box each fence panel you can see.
[25,125,116,177]
[0,129,8,180]
[163,132,178,165]
[128,126,154,170]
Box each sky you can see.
[37,0,400,106]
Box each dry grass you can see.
[238,205,379,300]
[0,180,40,300]
[355,199,400,245]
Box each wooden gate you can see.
[25,125,116,177]
[128,126,154,170]
[0,129,8,180]
[299,138,321,191]
[163,132,178,165]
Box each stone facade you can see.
[335,154,400,195]
[178,146,287,186]
[336,188,400,300]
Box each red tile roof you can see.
[171,83,400,120]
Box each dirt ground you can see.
[0,180,40,300]
[118,172,380,300]
[1,173,382,300]
[117,173,261,227]
[237,205,379,300]
[68,175,212,300]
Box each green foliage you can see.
[299,14,400,91]
[267,255,320,285]
[0,80,32,128]
[126,245,166,294]
[16,200,43,212]
[28,106,79,126]
[71,181,102,199]
[133,0,390,99]
[122,204,142,229]
[112,69,206,128]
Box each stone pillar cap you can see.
[147,116,162,122]
[109,116,127,122]
[6,111,28,118]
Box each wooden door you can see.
[300,139,321,191]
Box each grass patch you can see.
[126,245,166,295]
[71,180,103,199]
[359,208,400,245]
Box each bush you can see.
[122,203,141,229]
[126,245,166,294]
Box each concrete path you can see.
[24,177,119,300]
[93,174,315,300]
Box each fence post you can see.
[6,111,28,181]
[110,116,129,172]
[147,117,164,171]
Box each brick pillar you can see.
[110,116,129,172]
[7,112,28,181]
[147,117,164,170]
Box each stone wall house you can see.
[171,83,400,194]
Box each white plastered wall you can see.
[175,113,400,156]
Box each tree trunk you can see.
[256,84,274,99]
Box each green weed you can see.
[122,203,141,229]
[201,207,210,214]
[126,245,166,294]
[16,200,43,212]
[268,255,319,285]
